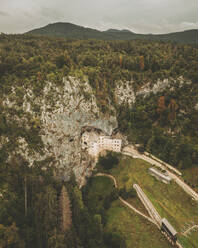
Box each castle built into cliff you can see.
[81,132,122,156]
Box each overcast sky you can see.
[0,0,198,34]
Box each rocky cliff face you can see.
[39,77,117,184]
[3,76,117,185]
[115,76,192,107]
[3,75,191,185]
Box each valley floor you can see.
[97,155,198,248]
[105,200,171,248]
[86,176,172,248]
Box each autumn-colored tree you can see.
[156,96,166,119]
[48,228,65,248]
[139,56,144,70]
[119,54,123,67]
[0,223,24,248]
[37,71,42,81]
[59,186,72,232]
[168,99,178,122]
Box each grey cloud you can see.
[0,0,198,34]
[40,7,64,20]
[0,10,9,17]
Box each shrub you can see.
[104,232,126,248]
[119,187,136,199]
[98,152,119,170]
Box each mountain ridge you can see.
[26,22,198,43]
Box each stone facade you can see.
[81,132,122,157]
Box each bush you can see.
[104,232,126,248]
[103,188,119,209]
[137,145,145,153]
[98,152,119,170]
[122,175,129,183]
[119,187,136,199]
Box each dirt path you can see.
[95,173,156,225]
[95,173,183,248]
[183,225,198,236]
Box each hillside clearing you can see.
[101,155,198,248]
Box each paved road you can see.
[123,145,198,202]
[144,152,182,176]
[167,171,198,201]
[123,146,177,173]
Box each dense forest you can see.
[0,33,197,169]
[0,33,198,246]
[0,151,124,247]
[118,83,198,171]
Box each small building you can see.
[161,218,177,242]
[148,167,171,184]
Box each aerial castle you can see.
[81,132,122,156]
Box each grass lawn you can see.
[105,200,172,248]
[105,154,198,248]
[84,176,114,214]
[86,176,172,248]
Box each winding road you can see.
[95,173,156,225]
[122,145,198,201]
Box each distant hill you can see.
[26,22,198,43]
[26,22,106,39]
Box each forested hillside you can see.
[0,33,198,172]
[0,33,198,247]
[26,22,198,44]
